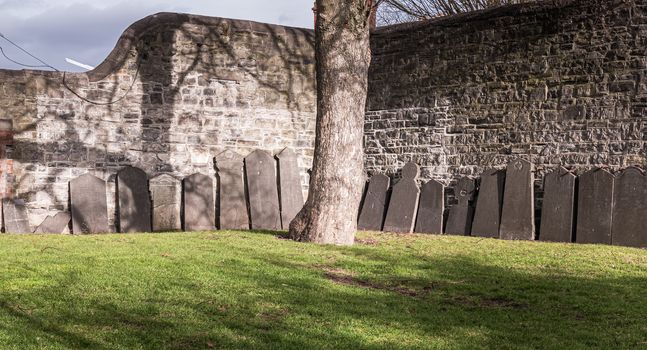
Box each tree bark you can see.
[289,0,372,245]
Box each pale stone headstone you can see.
[357,173,390,231]
[445,177,476,236]
[216,150,249,230]
[414,179,444,234]
[500,159,535,240]
[471,169,505,238]
[150,174,182,231]
[539,167,576,242]
[34,212,71,234]
[276,148,304,229]
[183,173,215,231]
[117,166,151,233]
[3,199,31,233]
[245,150,281,230]
[611,167,647,248]
[383,163,420,233]
[70,173,109,234]
[576,168,614,245]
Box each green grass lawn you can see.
[0,231,645,350]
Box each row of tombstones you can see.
[1,148,305,234]
[358,159,647,248]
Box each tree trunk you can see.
[289,0,372,245]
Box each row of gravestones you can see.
[1,148,305,234]
[358,159,647,248]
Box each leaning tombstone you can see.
[445,177,476,236]
[499,159,535,240]
[2,199,31,233]
[183,173,215,231]
[383,163,420,233]
[216,150,249,230]
[414,179,445,234]
[245,150,281,230]
[539,167,576,243]
[34,212,71,234]
[70,173,109,234]
[471,169,505,238]
[611,167,647,248]
[576,168,614,245]
[276,148,304,229]
[357,173,390,231]
[150,174,182,231]
[117,166,152,233]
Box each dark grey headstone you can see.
[70,173,109,234]
[117,167,151,233]
[3,199,31,233]
[471,169,505,238]
[216,150,249,230]
[357,174,390,231]
[150,174,182,231]
[500,159,535,240]
[576,168,614,245]
[34,212,71,234]
[277,148,304,229]
[245,150,281,230]
[414,179,445,234]
[183,173,215,231]
[539,167,576,243]
[611,167,647,248]
[445,177,476,236]
[383,163,420,233]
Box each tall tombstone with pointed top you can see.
[150,174,182,232]
[611,167,647,248]
[471,169,505,238]
[245,150,281,230]
[70,173,109,234]
[383,163,420,233]
[34,212,71,234]
[500,159,535,240]
[357,174,390,231]
[445,177,476,236]
[3,199,31,233]
[539,167,576,242]
[414,179,445,234]
[276,148,304,229]
[117,166,151,233]
[216,150,249,230]
[576,168,614,245]
[183,173,215,231]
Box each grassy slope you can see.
[0,231,645,350]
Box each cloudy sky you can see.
[0,0,314,72]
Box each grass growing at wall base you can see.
[0,231,645,350]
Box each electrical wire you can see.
[0,45,50,68]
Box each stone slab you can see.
[150,174,182,231]
[611,167,647,248]
[70,173,109,234]
[576,168,614,245]
[183,173,215,231]
[471,169,505,238]
[445,177,476,236]
[539,167,576,242]
[216,150,249,230]
[34,212,71,234]
[499,159,535,240]
[414,179,445,234]
[383,163,420,233]
[357,173,390,231]
[117,166,152,233]
[277,148,304,230]
[3,199,31,233]
[245,150,281,230]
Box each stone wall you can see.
[0,13,316,231]
[366,0,647,199]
